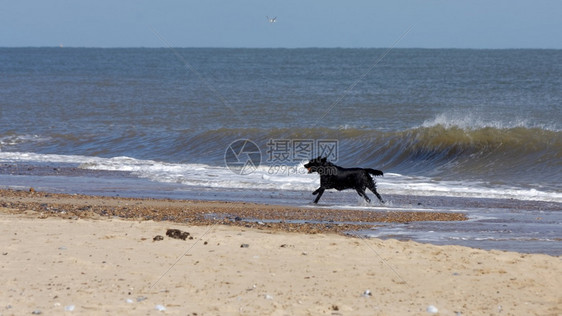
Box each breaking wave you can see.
[1,121,560,192]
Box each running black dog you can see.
[304,156,384,204]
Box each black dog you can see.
[304,156,384,204]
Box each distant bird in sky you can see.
[266,16,277,23]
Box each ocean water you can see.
[1,48,561,254]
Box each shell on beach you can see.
[426,305,438,313]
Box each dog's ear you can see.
[321,157,327,163]
[316,156,322,161]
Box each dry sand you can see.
[1,190,561,315]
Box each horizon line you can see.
[1,45,561,50]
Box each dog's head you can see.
[303,156,328,174]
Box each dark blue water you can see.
[1,48,561,255]
[1,48,560,188]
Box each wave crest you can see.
[422,113,560,131]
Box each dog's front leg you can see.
[313,188,325,203]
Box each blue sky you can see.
[1,0,561,48]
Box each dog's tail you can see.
[366,168,384,177]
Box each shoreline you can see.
[1,185,561,255]
[0,189,466,235]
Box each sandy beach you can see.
[1,189,561,315]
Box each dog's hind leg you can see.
[355,188,371,203]
[313,188,325,204]
[367,182,384,204]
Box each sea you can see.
[1,47,561,255]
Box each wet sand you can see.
[0,189,466,235]
[1,189,561,315]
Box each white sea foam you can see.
[422,112,560,131]
[1,152,560,203]
[0,134,52,148]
